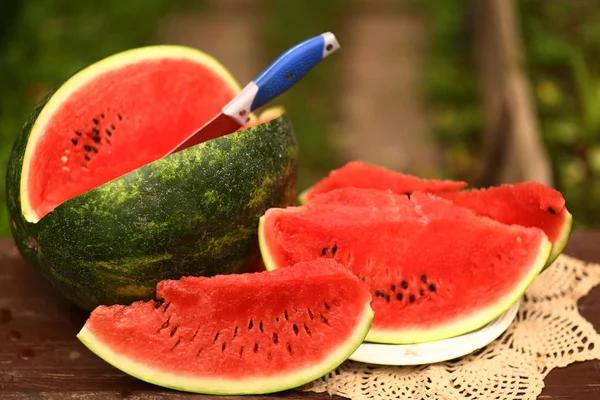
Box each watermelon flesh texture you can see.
[299,160,467,203]
[434,182,572,267]
[22,49,240,222]
[259,189,551,344]
[77,260,374,395]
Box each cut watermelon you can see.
[298,160,467,203]
[259,188,551,344]
[434,182,572,267]
[77,260,373,394]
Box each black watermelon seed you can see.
[401,281,408,289]
[239,346,244,356]
[273,333,279,344]
[419,289,425,296]
[429,284,436,292]
[84,155,91,161]
[71,139,78,145]
[248,319,253,330]
[405,192,412,199]
[396,292,403,301]
[92,135,101,143]
[92,127,100,135]
[332,244,338,255]
[293,324,299,335]
[421,274,427,283]
[75,131,82,136]
[284,310,289,320]
[548,207,556,214]
[324,302,330,310]
[163,302,171,312]
[100,113,105,119]
[233,326,238,338]
[307,308,314,320]
[254,343,259,352]
[259,321,263,332]
[91,146,98,153]
[375,290,381,297]
[83,145,92,152]
[304,323,312,336]
[117,113,123,120]
[110,123,116,130]
[409,294,416,303]
[221,343,226,352]
[93,118,99,125]
[213,332,219,342]
[385,294,391,302]
[105,129,112,136]
[170,326,178,337]
[287,344,293,355]
[321,247,328,256]
[391,284,396,291]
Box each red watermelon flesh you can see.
[434,182,572,266]
[21,49,240,222]
[299,160,466,203]
[259,189,551,344]
[77,259,373,394]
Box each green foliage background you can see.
[1,0,599,237]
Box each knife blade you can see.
[166,32,340,155]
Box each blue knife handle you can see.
[251,32,339,109]
[222,32,340,124]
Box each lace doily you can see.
[303,254,600,400]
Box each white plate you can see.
[348,300,520,366]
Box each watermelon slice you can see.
[434,182,572,267]
[298,160,467,203]
[301,161,572,267]
[77,260,373,395]
[259,188,551,344]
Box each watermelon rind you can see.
[76,304,374,395]
[8,109,298,310]
[544,210,573,269]
[259,215,552,344]
[18,45,240,224]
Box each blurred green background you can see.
[1,0,599,237]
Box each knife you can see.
[166,32,340,155]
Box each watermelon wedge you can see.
[298,160,466,203]
[434,182,572,267]
[77,260,373,395]
[259,188,551,344]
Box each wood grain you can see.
[1,232,599,399]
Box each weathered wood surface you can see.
[1,232,599,399]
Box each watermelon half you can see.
[77,260,374,394]
[6,46,298,310]
[298,160,467,203]
[301,161,572,267]
[259,188,551,344]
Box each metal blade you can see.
[168,113,243,155]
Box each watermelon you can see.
[301,161,572,266]
[77,260,374,395]
[298,160,467,203]
[6,46,298,310]
[434,182,572,267]
[259,188,551,344]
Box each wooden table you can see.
[1,232,599,399]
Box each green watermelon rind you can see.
[76,304,374,395]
